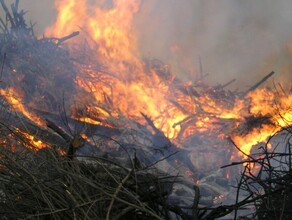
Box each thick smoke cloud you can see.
[2,0,292,88]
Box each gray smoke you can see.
[135,0,292,88]
[2,0,292,88]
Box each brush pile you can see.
[0,0,291,219]
[0,1,197,219]
[0,0,77,112]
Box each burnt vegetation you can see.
[0,1,291,219]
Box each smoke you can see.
[2,0,292,88]
[135,0,292,88]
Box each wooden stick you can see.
[46,118,72,142]
[244,71,275,94]
[140,112,162,135]
[214,78,236,90]
[14,0,19,12]
[57,31,79,45]
[0,0,15,28]
[0,108,66,146]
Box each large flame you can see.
[46,0,141,77]
[46,0,189,138]
[0,0,276,160]
[44,0,292,157]
[232,88,292,156]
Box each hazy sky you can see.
[2,0,292,88]
[136,0,292,87]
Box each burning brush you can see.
[0,0,291,219]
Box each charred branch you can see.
[214,78,236,90]
[46,119,85,159]
[0,107,66,147]
[57,31,80,45]
[141,112,172,149]
[46,118,72,142]
[244,71,275,95]
[141,112,163,135]
[0,0,16,29]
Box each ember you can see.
[0,0,291,219]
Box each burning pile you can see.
[0,0,291,219]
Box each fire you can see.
[231,88,292,157]
[0,88,46,150]
[46,0,141,76]
[0,88,45,127]
[0,4,291,218]
[46,0,187,138]
[17,129,47,150]
[43,0,292,160]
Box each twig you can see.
[57,31,80,45]
[141,151,179,170]
[0,52,6,82]
[112,206,135,220]
[141,112,162,135]
[233,165,248,220]
[0,0,16,28]
[228,137,255,161]
[106,169,133,220]
[244,71,275,95]
[46,118,72,142]
[214,78,236,90]
[192,185,200,220]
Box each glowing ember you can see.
[20,132,47,150]
[0,88,45,127]
[10,128,47,150]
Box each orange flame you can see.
[17,129,47,150]
[46,0,188,138]
[0,88,45,127]
[44,0,292,162]
[46,0,141,77]
[232,88,292,157]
